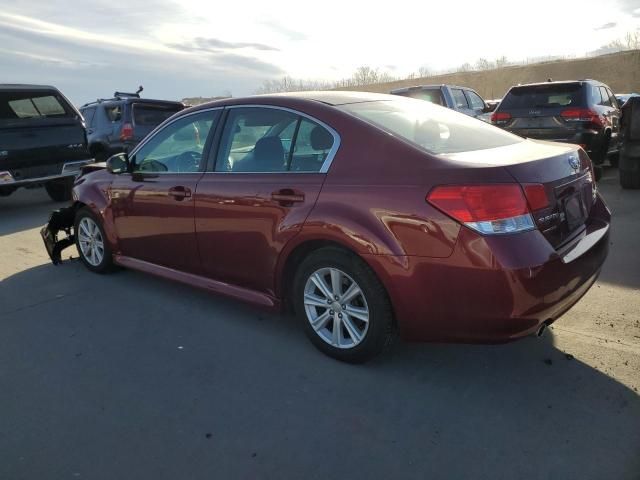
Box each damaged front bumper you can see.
[40,205,77,265]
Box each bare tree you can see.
[475,58,494,71]
[495,56,508,68]
[418,65,431,77]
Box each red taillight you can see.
[427,184,535,235]
[560,108,603,127]
[120,122,134,141]
[522,184,549,211]
[491,112,511,124]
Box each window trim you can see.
[128,107,223,175]
[209,104,341,174]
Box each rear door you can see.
[110,109,220,274]
[601,86,621,148]
[494,83,586,141]
[0,88,89,181]
[194,106,338,296]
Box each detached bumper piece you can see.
[40,206,76,265]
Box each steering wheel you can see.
[176,150,202,172]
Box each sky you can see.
[1,0,639,105]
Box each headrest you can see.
[310,126,333,151]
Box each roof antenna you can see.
[547,78,553,82]
[136,85,143,95]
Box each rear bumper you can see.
[0,159,94,188]
[365,194,611,343]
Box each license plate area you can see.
[563,192,586,232]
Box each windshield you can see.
[500,83,585,110]
[339,98,522,154]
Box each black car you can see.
[0,84,93,201]
[619,96,640,189]
[80,90,184,161]
[491,80,621,166]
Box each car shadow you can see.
[1,261,638,479]
[0,188,65,236]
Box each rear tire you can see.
[609,151,619,168]
[293,247,394,363]
[590,134,610,165]
[45,178,73,202]
[74,207,114,273]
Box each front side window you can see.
[465,91,485,110]
[599,87,612,107]
[215,107,334,173]
[451,89,469,109]
[132,111,218,173]
[339,98,522,155]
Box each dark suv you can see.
[80,92,184,161]
[0,84,93,201]
[491,80,621,165]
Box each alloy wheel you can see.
[77,217,105,267]
[303,267,370,349]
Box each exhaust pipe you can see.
[536,323,548,338]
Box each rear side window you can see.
[340,98,522,154]
[133,103,182,126]
[82,107,96,127]
[500,83,584,109]
[215,107,335,173]
[0,90,73,121]
[393,89,445,106]
[105,105,123,122]
[451,89,469,109]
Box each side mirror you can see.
[106,153,129,174]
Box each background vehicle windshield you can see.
[340,98,522,154]
[500,83,585,109]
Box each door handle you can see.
[168,186,192,201]
[271,189,304,206]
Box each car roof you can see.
[390,84,473,94]
[186,91,398,112]
[511,80,599,89]
[0,84,60,92]
[81,98,184,109]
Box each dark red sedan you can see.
[42,92,610,362]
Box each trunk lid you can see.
[442,139,596,248]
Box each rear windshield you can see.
[339,98,522,154]
[500,83,585,110]
[133,103,183,126]
[393,89,445,106]
[0,90,74,121]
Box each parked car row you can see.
[391,79,626,172]
[1,84,183,200]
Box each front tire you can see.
[45,178,73,202]
[293,247,394,363]
[74,208,114,273]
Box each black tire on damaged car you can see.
[293,247,395,363]
[44,177,74,202]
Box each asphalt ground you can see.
[1,166,638,479]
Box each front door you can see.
[110,109,220,273]
[194,106,338,296]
